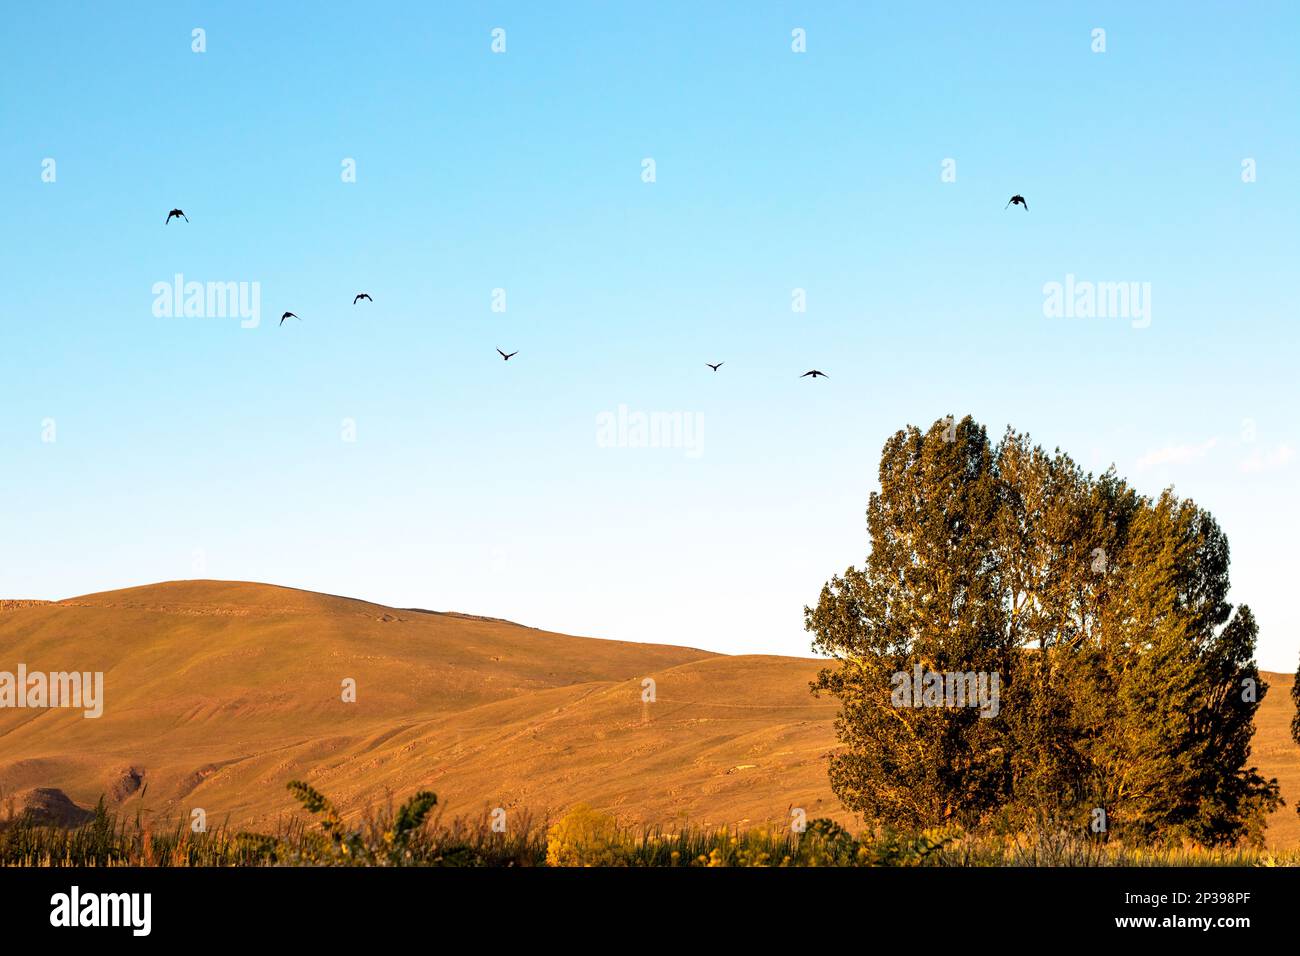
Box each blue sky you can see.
[2,2,1297,670]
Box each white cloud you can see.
[1136,437,1218,471]
[1239,442,1295,474]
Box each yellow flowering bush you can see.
[545,804,627,866]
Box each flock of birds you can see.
[164,194,1029,375]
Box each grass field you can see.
[4,796,1298,867]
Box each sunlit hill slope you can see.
[1,580,1295,847]
[0,581,843,832]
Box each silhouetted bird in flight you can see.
[1005,194,1028,210]
[801,369,828,378]
[706,363,723,372]
[280,312,299,326]
[353,293,372,305]
[497,348,518,361]
[165,208,188,224]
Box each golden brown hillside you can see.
[1257,671,1300,850]
[1,581,1295,846]
[0,581,843,831]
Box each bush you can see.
[546,804,627,866]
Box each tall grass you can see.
[2,791,1296,867]
[0,798,277,867]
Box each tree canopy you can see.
[806,415,1279,846]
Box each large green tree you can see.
[807,416,1279,845]
[804,417,1013,829]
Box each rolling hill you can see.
[1,580,1295,848]
[0,581,842,832]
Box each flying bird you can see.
[165,208,188,224]
[280,312,299,326]
[706,362,723,372]
[1005,194,1028,210]
[353,293,372,305]
[497,348,518,361]
[801,369,828,378]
